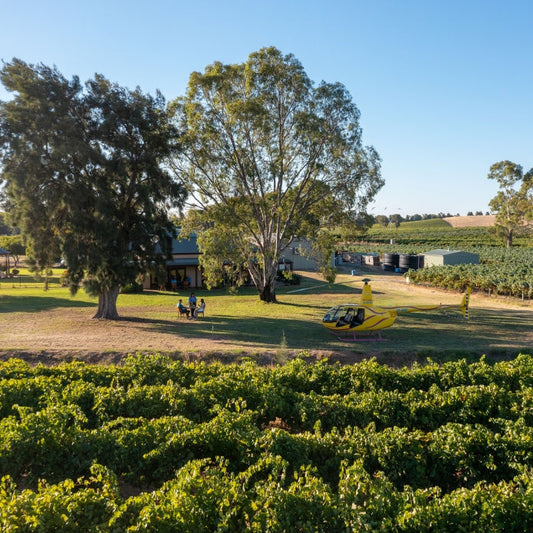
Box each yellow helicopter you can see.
[321,280,471,341]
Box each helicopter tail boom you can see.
[460,287,471,318]
[379,287,471,318]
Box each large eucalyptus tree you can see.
[488,160,533,247]
[169,47,383,302]
[0,59,186,318]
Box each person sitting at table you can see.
[194,298,205,318]
[177,299,190,318]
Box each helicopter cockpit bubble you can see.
[322,305,345,323]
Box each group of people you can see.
[177,292,205,319]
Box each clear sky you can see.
[1,0,532,216]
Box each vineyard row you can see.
[0,355,532,531]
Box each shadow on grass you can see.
[103,300,533,358]
[372,307,533,356]
[0,295,96,313]
[115,305,533,355]
[120,316,180,327]
[119,313,332,351]
[278,283,365,296]
[277,300,327,310]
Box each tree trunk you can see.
[93,284,121,319]
[258,278,277,303]
[248,256,278,303]
[506,229,513,248]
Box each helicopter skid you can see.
[335,330,386,342]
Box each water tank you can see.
[399,254,423,272]
[381,253,399,272]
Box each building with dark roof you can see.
[144,231,203,291]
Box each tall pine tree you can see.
[0,59,186,318]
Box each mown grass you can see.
[0,267,64,290]
[1,267,531,359]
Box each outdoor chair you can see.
[177,307,189,319]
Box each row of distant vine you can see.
[344,243,533,299]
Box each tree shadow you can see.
[118,314,333,350]
[119,316,180,327]
[0,295,96,313]
[376,307,533,355]
[108,304,533,356]
[277,301,328,310]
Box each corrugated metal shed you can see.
[423,249,479,267]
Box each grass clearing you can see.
[1,265,531,365]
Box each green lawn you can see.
[1,268,531,360]
[0,267,65,290]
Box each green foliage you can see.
[357,216,528,248]
[279,270,302,285]
[0,354,532,529]
[362,224,501,247]
[0,59,187,318]
[405,247,533,298]
[170,47,383,302]
[312,230,338,283]
[120,281,144,294]
[0,212,18,235]
[320,265,337,284]
[487,160,533,247]
[0,463,120,531]
[0,234,25,266]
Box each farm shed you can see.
[423,249,479,267]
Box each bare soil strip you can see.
[443,215,495,227]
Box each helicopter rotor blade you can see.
[286,278,363,294]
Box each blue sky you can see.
[1,0,532,216]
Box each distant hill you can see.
[443,215,495,227]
